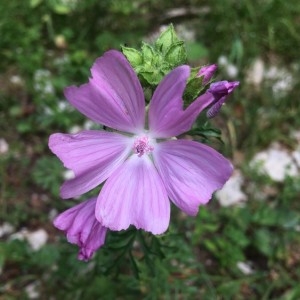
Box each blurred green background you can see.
[1,0,300,299]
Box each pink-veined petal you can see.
[148,66,216,138]
[65,50,145,133]
[49,130,132,198]
[53,197,107,261]
[95,155,170,234]
[153,140,233,215]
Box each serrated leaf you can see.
[139,69,163,86]
[121,46,143,68]
[165,41,187,66]
[155,24,180,54]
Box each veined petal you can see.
[49,130,132,198]
[148,65,190,138]
[95,155,170,234]
[148,67,239,138]
[148,66,217,138]
[53,197,107,261]
[65,50,145,134]
[153,140,233,215]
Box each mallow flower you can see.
[49,50,239,235]
[53,197,107,261]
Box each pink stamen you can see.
[133,136,154,157]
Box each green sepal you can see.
[155,24,180,54]
[141,42,156,64]
[165,41,187,67]
[139,68,164,86]
[183,75,205,105]
[121,46,143,68]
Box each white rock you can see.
[26,229,48,251]
[0,222,15,238]
[25,282,40,299]
[226,64,238,78]
[250,143,299,182]
[292,148,300,167]
[10,75,23,85]
[291,130,300,143]
[217,56,238,78]
[9,228,28,241]
[83,120,95,130]
[48,208,58,221]
[63,169,75,180]
[218,55,228,66]
[215,170,247,207]
[264,65,294,98]
[68,125,82,134]
[57,101,68,112]
[0,138,9,154]
[237,261,254,275]
[246,58,264,86]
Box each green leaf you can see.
[253,229,273,257]
[155,24,180,54]
[30,0,43,8]
[224,225,250,248]
[186,42,208,61]
[53,4,72,14]
[121,46,143,68]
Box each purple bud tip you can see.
[208,81,239,97]
[206,81,239,118]
[197,64,218,85]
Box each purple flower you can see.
[206,80,240,118]
[197,64,217,85]
[53,197,107,261]
[49,50,238,235]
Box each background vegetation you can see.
[1,0,300,299]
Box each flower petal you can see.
[153,140,233,215]
[95,155,170,234]
[148,65,190,138]
[49,130,132,198]
[148,66,218,138]
[65,50,145,133]
[54,197,107,261]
